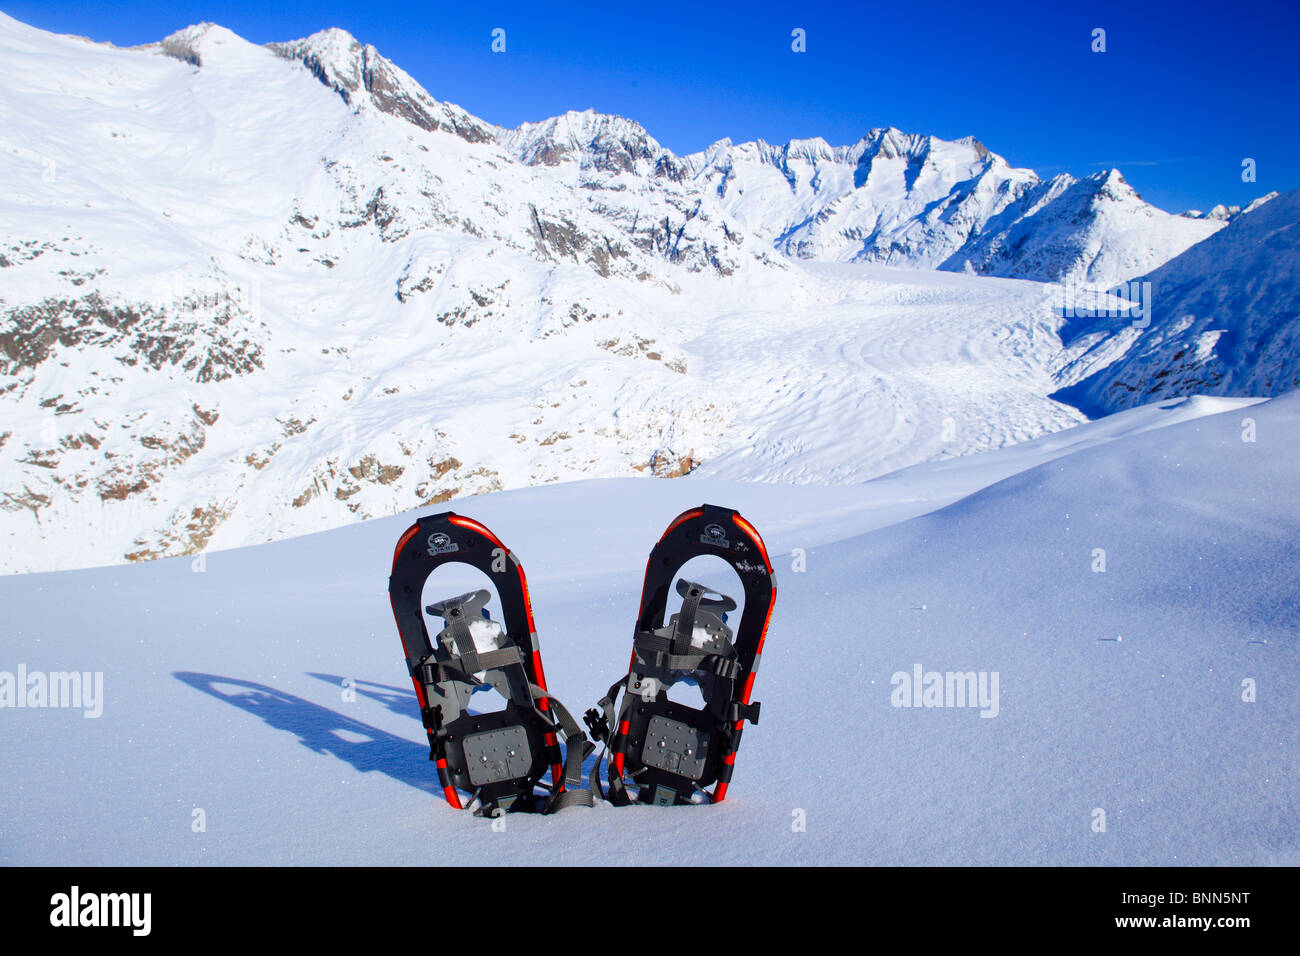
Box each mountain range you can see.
[0,13,1292,573]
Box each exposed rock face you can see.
[266,28,495,143]
[1,290,265,382]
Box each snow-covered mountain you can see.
[263,28,497,145]
[495,114,1223,288]
[1053,189,1299,414]
[1181,193,1277,222]
[0,11,1286,574]
[139,16,1227,293]
[683,132,1223,287]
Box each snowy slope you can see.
[1055,189,1299,414]
[1,392,1294,866]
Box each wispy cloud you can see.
[1089,156,1199,169]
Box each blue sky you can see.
[4,0,1297,212]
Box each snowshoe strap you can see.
[411,646,525,688]
[416,590,529,685]
[585,676,629,745]
[425,589,492,615]
[632,630,742,679]
[525,682,596,813]
[588,745,632,807]
[527,683,593,775]
[429,591,492,676]
[544,785,594,814]
[669,579,736,655]
[584,676,633,806]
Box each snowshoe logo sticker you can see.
[734,560,767,574]
[701,523,730,549]
[427,532,459,556]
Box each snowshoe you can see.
[584,504,776,806]
[388,512,593,816]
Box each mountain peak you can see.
[306,26,360,45]
[266,28,494,143]
[783,136,833,159]
[1064,187,1300,414]
[154,22,258,68]
[1087,167,1140,203]
[954,135,993,162]
[498,109,664,172]
[266,29,369,102]
[514,109,655,139]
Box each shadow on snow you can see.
[173,671,436,795]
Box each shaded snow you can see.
[1059,189,1300,413]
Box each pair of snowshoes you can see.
[386,505,775,816]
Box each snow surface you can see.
[2,392,1294,866]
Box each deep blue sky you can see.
[5,0,1297,212]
